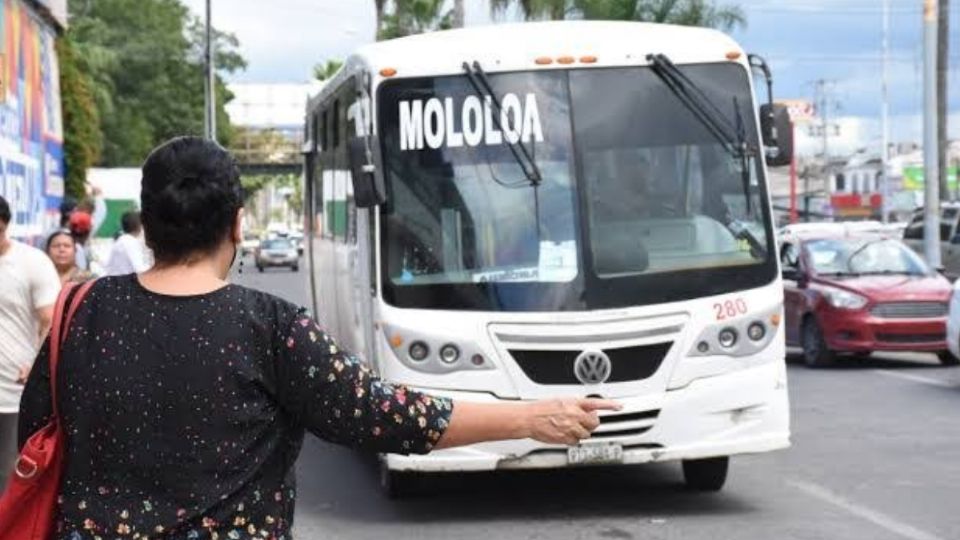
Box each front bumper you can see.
[819,310,947,352]
[257,255,298,266]
[385,360,790,472]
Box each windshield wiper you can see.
[646,53,758,215]
[844,239,885,269]
[462,61,542,186]
[818,271,862,277]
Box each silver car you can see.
[903,203,960,280]
[255,238,299,272]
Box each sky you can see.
[182,0,960,149]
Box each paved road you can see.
[235,264,960,540]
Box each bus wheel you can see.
[682,457,728,492]
[802,318,835,368]
[379,462,418,499]
[937,350,959,366]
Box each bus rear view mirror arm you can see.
[748,54,793,167]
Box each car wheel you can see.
[379,462,419,499]
[291,264,299,272]
[937,350,959,366]
[257,265,264,273]
[802,317,835,368]
[682,457,728,492]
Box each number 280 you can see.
[713,298,748,320]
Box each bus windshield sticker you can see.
[538,240,578,282]
[471,267,541,283]
[399,93,544,151]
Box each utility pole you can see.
[881,0,891,222]
[923,0,941,267]
[937,0,950,200]
[452,0,466,28]
[811,79,835,221]
[204,0,216,142]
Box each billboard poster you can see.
[0,0,64,241]
[902,165,959,191]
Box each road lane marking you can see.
[787,479,946,540]
[873,369,956,389]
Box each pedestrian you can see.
[104,210,152,276]
[16,136,618,539]
[67,210,94,272]
[41,197,77,245]
[0,195,61,492]
[45,230,95,285]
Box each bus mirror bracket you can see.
[348,135,386,208]
[748,53,793,167]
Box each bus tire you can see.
[802,317,835,368]
[682,456,728,492]
[937,350,959,366]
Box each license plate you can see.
[567,443,623,465]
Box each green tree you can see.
[313,59,343,81]
[57,35,102,200]
[378,0,453,40]
[491,0,746,31]
[65,0,246,167]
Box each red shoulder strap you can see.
[48,279,98,418]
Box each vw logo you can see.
[573,350,612,385]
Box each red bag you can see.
[0,279,96,540]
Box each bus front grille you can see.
[508,343,671,385]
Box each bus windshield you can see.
[377,63,777,311]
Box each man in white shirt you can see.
[105,211,152,276]
[0,195,61,490]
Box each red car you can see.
[779,233,954,367]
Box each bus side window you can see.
[322,109,328,149]
[332,99,341,150]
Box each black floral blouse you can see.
[18,274,453,540]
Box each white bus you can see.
[303,21,792,495]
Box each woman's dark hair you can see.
[140,137,244,264]
[45,229,75,252]
[0,194,10,225]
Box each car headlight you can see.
[821,285,868,310]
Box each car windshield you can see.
[806,238,930,276]
[263,239,293,250]
[377,64,776,311]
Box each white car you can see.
[255,238,299,272]
[946,280,960,364]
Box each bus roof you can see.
[310,21,745,109]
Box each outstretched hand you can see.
[524,398,623,446]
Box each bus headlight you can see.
[688,303,781,359]
[718,328,738,348]
[408,341,429,362]
[439,344,460,364]
[382,323,494,374]
[747,322,766,341]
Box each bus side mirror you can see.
[348,136,386,208]
[760,103,793,167]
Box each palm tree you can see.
[378,0,453,40]
[491,0,746,32]
[375,0,387,40]
[313,59,343,81]
[490,0,568,20]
